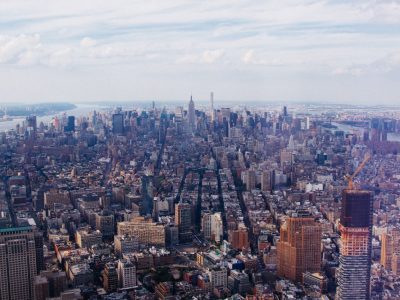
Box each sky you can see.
[0,0,400,105]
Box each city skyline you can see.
[0,1,400,104]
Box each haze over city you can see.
[0,0,400,104]
[1,2,400,300]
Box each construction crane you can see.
[344,153,371,190]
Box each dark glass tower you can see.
[336,189,373,300]
[112,113,124,134]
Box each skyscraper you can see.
[210,92,215,122]
[175,202,192,243]
[246,168,256,191]
[261,170,271,192]
[64,116,75,132]
[188,96,195,131]
[112,113,124,134]
[277,211,321,282]
[0,227,37,300]
[26,115,37,138]
[336,190,373,300]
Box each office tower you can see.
[112,113,124,134]
[336,190,373,300]
[64,116,75,132]
[33,275,49,300]
[188,95,195,131]
[210,92,215,122]
[277,211,321,282]
[246,169,256,191]
[118,259,137,288]
[202,212,223,244]
[381,228,400,272]
[0,227,37,300]
[103,262,118,293]
[117,216,165,247]
[175,202,192,243]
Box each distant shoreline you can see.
[0,103,77,118]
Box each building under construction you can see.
[336,189,373,300]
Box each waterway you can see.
[0,104,105,132]
[331,122,400,142]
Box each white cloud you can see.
[80,37,97,48]
[333,51,400,76]
[0,0,399,103]
[201,50,225,63]
[177,50,225,64]
[0,34,42,64]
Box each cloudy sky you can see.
[0,0,399,104]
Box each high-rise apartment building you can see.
[210,92,215,122]
[229,226,249,250]
[0,227,37,300]
[261,170,271,192]
[277,211,321,282]
[103,262,118,293]
[202,212,223,244]
[175,202,192,243]
[336,190,373,300]
[118,259,137,288]
[381,228,400,273]
[207,266,228,289]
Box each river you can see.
[0,104,106,132]
[332,122,400,142]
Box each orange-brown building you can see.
[381,228,400,273]
[277,211,321,282]
[229,227,249,250]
